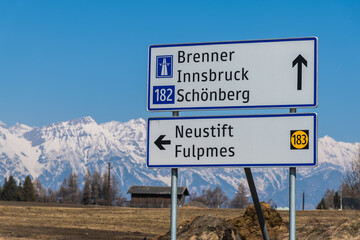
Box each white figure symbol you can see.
[160,58,169,76]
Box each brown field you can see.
[0,201,359,239]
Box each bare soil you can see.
[0,201,359,239]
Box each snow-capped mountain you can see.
[0,117,358,209]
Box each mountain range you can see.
[0,116,358,209]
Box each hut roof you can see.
[127,186,190,196]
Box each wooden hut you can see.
[342,198,360,210]
[127,186,189,208]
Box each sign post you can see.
[147,37,318,240]
[289,108,297,240]
[245,168,270,240]
[170,111,179,240]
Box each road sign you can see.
[147,37,318,111]
[147,113,317,167]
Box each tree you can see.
[55,172,81,204]
[193,187,229,208]
[317,189,342,210]
[323,189,335,209]
[91,170,102,205]
[343,147,360,198]
[101,171,110,205]
[0,178,7,200]
[110,174,126,206]
[57,178,68,203]
[316,198,327,209]
[100,172,124,206]
[67,172,81,204]
[333,191,341,209]
[229,183,250,209]
[2,176,18,201]
[190,191,208,206]
[199,188,214,207]
[22,176,36,201]
[33,178,48,202]
[47,188,57,203]
[209,187,228,208]
[82,170,92,205]
[190,187,229,208]
[17,182,25,201]
[189,191,199,202]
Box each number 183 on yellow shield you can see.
[290,130,309,150]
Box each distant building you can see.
[127,186,189,208]
[342,198,360,210]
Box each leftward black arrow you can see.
[154,135,171,150]
[292,54,307,90]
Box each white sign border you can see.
[147,37,318,111]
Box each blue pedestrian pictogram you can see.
[156,55,173,78]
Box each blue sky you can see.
[0,0,359,143]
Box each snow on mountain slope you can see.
[9,123,33,136]
[0,117,358,209]
[101,118,146,164]
[318,135,356,170]
[0,122,41,178]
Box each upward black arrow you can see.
[154,135,171,150]
[292,54,307,90]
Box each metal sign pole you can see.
[289,167,296,239]
[170,168,178,240]
[170,111,179,240]
[244,168,270,240]
[289,108,296,240]
[302,192,305,211]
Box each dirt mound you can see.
[227,202,287,239]
[155,215,243,240]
